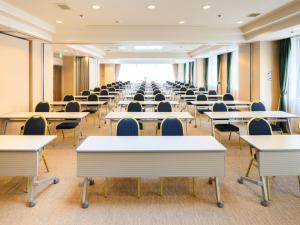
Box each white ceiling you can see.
[1,0,297,62]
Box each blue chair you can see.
[136,90,145,95]
[93,87,100,92]
[63,95,74,101]
[223,93,240,112]
[23,115,50,191]
[153,89,161,95]
[134,93,144,101]
[56,101,81,146]
[127,102,143,129]
[250,102,283,133]
[208,90,217,100]
[199,87,206,92]
[156,102,172,132]
[185,90,195,106]
[82,95,99,124]
[108,87,115,92]
[82,90,90,96]
[212,103,241,149]
[180,87,187,92]
[161,118,183,136]
[35,102,50,112]
[238,117,273,200]
[154,93,165,101]
[116,118,139,136]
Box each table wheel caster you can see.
[217,202,224,208]
[28,201,36,207]
[237,178,243,184]
[82,202,89,209]
[260,200,268,207]
[53,177,59,184]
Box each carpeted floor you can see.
[0,105,300,225]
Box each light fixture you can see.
[147,5,156,10]
[92,5,100,9]
[56,20,63,24]
[179,20,185,24]
[202,5,211,10]
[237,21,243,24]
[134,46,163,51]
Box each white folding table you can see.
[117,100,179,109]
[77,136,226,208]
[239,135,300,206]
[0,135,57,207]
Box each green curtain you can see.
[278,38,291,112]
[217,55,221,93]
[226,52,232,93]
[204,58,208,90]
[183,63,186,83]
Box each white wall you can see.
[89,58,100,89]
[43,44,53,101]
[0,33,29,115]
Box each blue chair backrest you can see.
[136,90,145,95]
[100,90,109,95]
[190,85,195,88]
[213,103,227,112]
[199,87,206,92]
[153,89,161,95]
[248,118,272,135]
[223,93,234,101]
[127,102,142,112]
[161,118,183,136]
[208,90,217,95]
[66,101,80,112]
[93,87,100,92]
[157,102,172,112]
[116,118,139,136]
[63,95,74,101]
[180,87,187,92]
[108,87,115,92]
[88,94,98,101]
[82,90,90,96]
[251,102,266,111]
[101,85,106,89]
[35,102,50,112]
[186,90,194,95]
[155,93,165,101]
[23,116,46,135]
[134,94,144,101]
[197,94,208,101]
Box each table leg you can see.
[28,176,36,207]
[287,118,292,134]
[260,176,269,207]
[82,177,89,208]
[215,177,224,208]
[78,119,82,145]
[194,107,197,128]
[211,119,215,136]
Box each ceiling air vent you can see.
[55,3,71,10]
[247,13,261,18]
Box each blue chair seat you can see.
[56,122,79,129]
[271,124,282,132]
[228,108,240,112]
[197,108,211,113]
[215,124,239,132]
[82,109,97,114]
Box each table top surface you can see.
[181,95,223,98]
[77,136,226,153]
[190,101,251,105]
[0,112,89,119]
[74,95,115,98]
[117,100,179,105]
[241,135,300,151]
[205,111,298,119]
[125,94,172,98]
[0,135,56,152]
[50,101,107,106]
[105,111,193,119]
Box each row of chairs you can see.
[133,93,166,101]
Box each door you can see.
[53,65,62,101]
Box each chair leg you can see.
[160,178,164,196]
[62,130,65,138]
[238,132,242,150]
[229,132,232,140]
[298,176,300,190]
[137,177,141,198]
[73,128,76,146]
[41,153,49,172]
[245,158,254,177]
[25,176,30,193]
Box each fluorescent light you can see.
[147,5,156,9]
[202,5,211,10]
[237,21,243,24]
[179,20,185,24]
[134,46,163,51]
[92,5,100,9]
[56,20,63,24]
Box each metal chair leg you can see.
[266,176,271,200]
[298,176,300,190]
[41,153,49,172]
[73,128,76,146]
[245,158,254,177]
[25,177,30,193]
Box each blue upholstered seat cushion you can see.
[197,108,211,113]
[270,124,282,132]
[56,122,79,129]
[215,124,239,132]
[82,109,97,114]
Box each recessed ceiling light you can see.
[56,20,63,24]
[202,5,211,10]
[237,21,243,24]
[92,5,100,9]
[147,5,156,10]
[179,20,185,24]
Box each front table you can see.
[77,136,226,208]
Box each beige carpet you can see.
[0,106,300,225]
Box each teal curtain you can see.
[204,58,208,90]
[226,52,232,93]
[278,38,291,112]
[189,62,195,85]
[217,55,221,93]
[183,63,187,83]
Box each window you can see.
[207,56,218,90]
[118,64,175,83]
